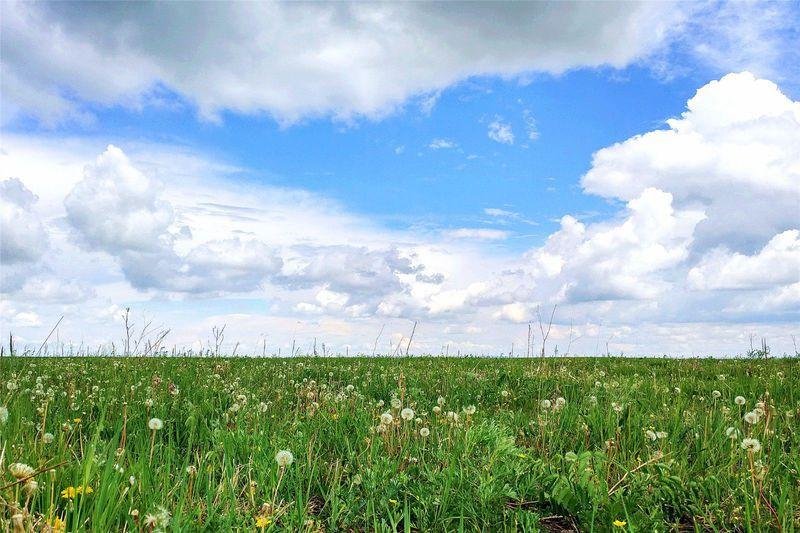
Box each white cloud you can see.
[487,119,514,145]
[444,228,509,241]
[0,178,48,264]
[581,71,800,254]
[1,2,687,124]
[688,230,800,290]
[429,138,457,150]
[523,110,539,141]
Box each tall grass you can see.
[1,356,798,531]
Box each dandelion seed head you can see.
[275,449,294,467]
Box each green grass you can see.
[1,356,798,531]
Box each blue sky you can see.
[1,2,798,355]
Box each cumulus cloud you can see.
[65,145,173,253]
[487,119,514,145]
[528,188,705,302]
[581,71,800,254]
[0,178,49,264]
[688,230,800,290]
[1,2,687,124]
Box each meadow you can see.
[0,355,798,531]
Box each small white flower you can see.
[390,398,402,410]
[463,405,476,416]
[419,427,430,437]
[432,405,441,414]
[645,430,657,441]
[380,412,394,425]
[725,426,740,439]
[673,387,681,394]
[9,463,35,480]
[656,431,667,439]
[734,396,746,406]
[501,390,509,398]
[275,449,294,467]
[148,417,164,431]
[42,432,54,444]
[400,407,415,421]
[437,396,446,406]
[712,390,721,399]
[554,397,566,409]
[743,411,759,425]
[741,438,761,453]
[540,399,552,410]
[144,399,154,408]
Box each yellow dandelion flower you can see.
[389,498,398,505]
[48,516,66,532]
[255,515,271,528]
[73,418,81,423]
[613,519,627,527]
[61,487,76,499]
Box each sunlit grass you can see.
[1,356,798,531]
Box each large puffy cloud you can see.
[582,72,800,253]
[65,145,174,253]
[0,178,48,264]
[529,188,705,302]
[687,230,800,290]
[1,1,686,124]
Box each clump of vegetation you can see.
[0,356,798,530]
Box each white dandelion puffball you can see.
[148,418,164,431]
[433,406,441,414]
[380,412,394,425]
[419,427,430,437]
[9,463,35,480]
[401,408,415,421]
[463,405,476,416]
[645,430,657,441]
[656,431,667,439]
[501,390,509,398]
[275,449,294,467]
[391,398,402,410]
[743,411,760,425]
[437,396,446,406]
[734,396,746,406]
[741,438,761,453]
[712,390,721,399]
[42,432,54,444]
[555,397,566,409]
[725,426,740,439]
[540,399,552,409]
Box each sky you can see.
[1,1,798,356]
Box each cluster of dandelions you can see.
[8,463,39,496]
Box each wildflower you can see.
[673,387,681,394]
[432,406,441,414]
[734,396,746,406]
[501,390,509,398]
[400,407,415,421]
[419,427,430,437]
[613,519,627,527]
[612,402,623,413]
[9,462,35,480]
[186,465,197,476]
[47,516,66,532]
[463,405,476,416]
[391,398,402,410]
[43,432,54,444]
[148,417,164,430]
[437,396,445,406]
[656,431,667,439]
[275,449,294,468]
[61,485,93,499]
[741,438,761,453]
[129,476,136,486]
[712,390,721,399]
[725,426,740,439]
[555,397,566,410]
[256,515,272,528]
[380,412,394,425]
[645,430,657,441]
[0,406,8,424]
[144,399,154,408]
[588,395,598,406]
[743,411,760,425]
[540,399,552,409]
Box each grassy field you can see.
[0,356,798,531]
